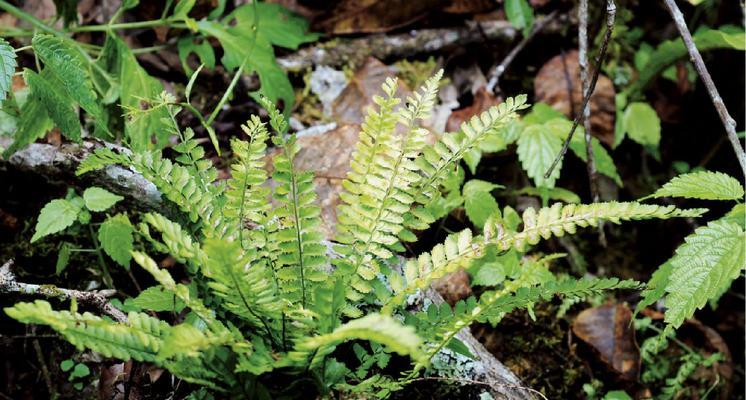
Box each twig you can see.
[545,1,616,179]
[486,11,559,94]
[0,260,127,323]
[32,328,55,398]
[579,0,609,247]
[662,0,746,176]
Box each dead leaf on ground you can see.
[446,87,501,133]
[332,57,411,125]
[443,0,495,14]
[98,361,141,400]
[433,269,472,306]
[534,50,616,146]
[572,303,640,381]
[265,125,360,239]
[313,0,446,34]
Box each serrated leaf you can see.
[98,214,134,267]
[31,35,103,126]
[664,220,746,328]
[472,262,506,287]
[56,242,73,275]
[634,258,673,317]
[0,38,17,101]
[464,190,499,229]
[646,170,744,201]
[516,125,563,188]
[126,285,185,312]
[2,95,54,157]
[31,199,82,243]
[83,187,123,212]
[24,69,81,141]
[622,102,660,148]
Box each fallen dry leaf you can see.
[332,57,412,125]
[534,50,616,146]
[313,0,446,34]
[433,269,473,306]
[446,87,501,133]
[265,125,360,239]
[572,303,640,381]
[443,0,495,14]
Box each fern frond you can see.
[5,300,168,362]
[201,239,281,331]
[413,95,528,206]
[644,170,745,201]
[333,74,443,303]
[173,127,219,191]
[141,213,202,265]
[224,116,271,244]
[663,220,745,328]
[76,147,132,175]
[384,202,702,312]
[271,133,327,309]
[414,277,640,370]
[289,313,426,368]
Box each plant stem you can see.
[0,1,57,35]
[88,224,114,289]
[544,0,616,179]
[663,0,746,176]
[206,61,246,127]
[68,20,187,32]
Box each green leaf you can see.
[70,363,90,379]
[226,3,319,50]
[472,262,506,287]
[523,103,564,125]
[516,125,563,188]
[172,0,196,18]
[0,38,17,101]
[31,35,103,126]
[463,180,501,229]
[83,187,123,212]
[505,0,534,33]
[23,69,81,141]
[60,359,74,372]
[623,102,660,148]
[53,0,78,27]
[56,242,73,275]
[631,26,745,95]
[635,258,673,317]
[2,95,54,157]
[515,186,581,203]
[720,203,745,229]
[177,37,216,75]
[126,285,185,312]
[645,170,744,201]
[664,220,746,328]
[31,199,82,243]
[98,214,134,267]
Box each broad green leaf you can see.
[177,37,216,75]
[0,38,16,101]
[631,26,745,95]
[24,69,81,141]
[83,187,123,211]
[126,285,185,312]
[56,242,73,275]
[720,203,745,229]
[31,35,103,126]
[523,103,564,125]
[645,170,744,201]
[472,262,506,286]
[545,118,622,186]
[664,220,746,328]
[111,35,171,150]
[634,258,673,317]
[172,0,196,18]
[463,180,502,229]
[515,186,581,203]
[226,3,319,50]
[98,214,134,267]
[505,0,534,33]
[2,94,54,157]
[516,125,563,188]
[31,199,82,243]
[623,102,660,148]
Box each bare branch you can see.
[545,1,616,179]
[662,0,746,176]
[486,11,559,94]
[0,260,127,323]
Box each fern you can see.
[290,313,427,368]
[643,170,745,201]
[384,201,703,312]
[0,38,16,101]
[5,300,168,362]
[224,116,272,246]
[663,220,745,328]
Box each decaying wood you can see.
[277,16,567,71]
[0,138,536,399]
[0,260,127,323]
